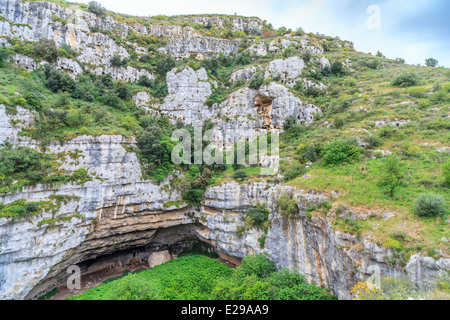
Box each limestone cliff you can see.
[0,0,448,301]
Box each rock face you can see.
[265,56,305,85]
[148,250,172,268]
[210,83,321,148]
[197,181,450,299]
[0,0,448,302]
[151,67,214,125]
[0,106,449,300]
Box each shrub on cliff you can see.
[110,54,127,67]
[138,75,154,88]
[245,204,270,228]
[34,39,58,63]
[155,55,176,76]
[277,193,299,218]
[88,1,107,17]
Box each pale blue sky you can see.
[75,0,450,67]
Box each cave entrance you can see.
[254,95,275,129]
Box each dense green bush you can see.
[155,55,176,75]
[392,72,420,87]
[138,75,154,88]
[237,253,277,279]
[413,194,447,217]
[0,146,91,194]
[110,54,128,67]
[44,64,76,93]
[379,156,405,199]
[277,193,299,218]
[362,134,382,149]
[304,144,322,162]
[283,162,306,182]
[293,80,304,92]
[322,141,361,166]
[233,169,248,181]
[248,72,264,89]
[34,39,58,63]
[213,253,336,300]
[71,253,335,301]
[111,274,160,300]
[245,204,270,228]
[269,268,336,300]
[330,61,345,76]
[304,86,323,98]
[283,116,306,139]
[362,58,380,70]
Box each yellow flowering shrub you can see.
[350,281,384,300]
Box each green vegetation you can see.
[379,156,405,199]
[233,169,248,181]
[88,1,107,18]
[2,0,450,286]
[391,72,420,87]
[322,140,362,166]
[413,194,447,217]
[69,254,336,300]
[351,274,450,300]
[0,195,80,220]
[277,193,299,218]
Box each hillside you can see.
[0,0,448,300]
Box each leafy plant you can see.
[322,141,361,166]
[392,73,420,87]
[277,193,299,218]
